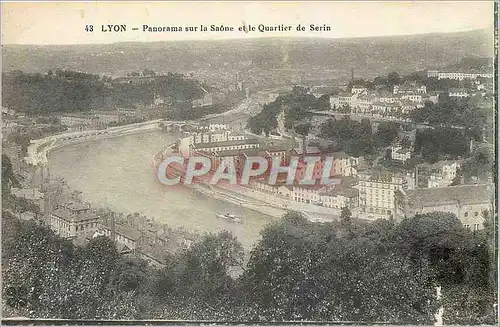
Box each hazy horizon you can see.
[1,27,494,47]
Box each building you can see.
[189,130,246,144]
[427,160,462,188]
[372,102,402,117]
[396,184,494,230]
[292,183,334,204]
[351,95,376,114]
[434,71,494,81]
[60,113,92,127]
[49,202,99,239]
[138,244,169,268]
[391,146,412,163]
[357,169,410,219]
[448,88,470,98]
[393,84,427,95]
[351,86,368,95]
[330,92,355,108]
[427,70,439,78]
[378,92,402,104]
[329,152,358,177]
[98,221,142,252]
[197,123,229,131]
[94,111,126,125]
[192,92,214,108]
[319,177,359,209]
[401,93,423,103]
[189,138,260,155]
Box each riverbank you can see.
[26,120,163,166]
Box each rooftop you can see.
[52,208,98,223]
[101,222,142,241]
[139,244,169,265]
[406,184,494,208]
[191,138,260,149]
[293,146,321,155]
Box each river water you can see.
[47,130,277,249]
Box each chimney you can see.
[302,134,307,157]
[415,165,419,188]
[110,213,116,244]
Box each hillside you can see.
[2,29,493,78]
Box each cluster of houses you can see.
[12,181,199,269]
[44,200,199,268]
[329,82,437,118]
[328,70,493,118]
[59,109,145,131]
[426,70,493,80]
[176,122,493,230]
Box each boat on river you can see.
[216,212,243,223]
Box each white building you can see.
[330,92,355,109]
[330,152,359,177]
[427,70,439,78]
[401,94,423,103]
[351,95,375,114]
[436,72,494,81]
[198,123,229,131]
[319,181,359,209]
[351,86,368,95]
[190,138,261,155]
[49,202,99,239]
[357,170,409,219]
[393,84,427,95]
[427,161,462,188]
[448,88,469,98]
[391,146,412,163]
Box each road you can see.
[203,90,275,132]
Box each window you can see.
[464,212,468,217]
[474,212,479,216]
[464,224,470,231]
[474,224,480,231]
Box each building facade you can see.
[49,202,99,239]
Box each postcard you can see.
[1,1,497,325]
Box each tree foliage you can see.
[2,210,495,323]
[2,71,207,115]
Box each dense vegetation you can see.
[1,70,207,114]
[3,208,496,323]
[246,86,329,135]
[410,94,487,138]
[319,117,399,157]
[414,127,470,163]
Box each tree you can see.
[387,72,401,87]
[294,122,312,136]
[340,206,352,229]
[2,154,18,195]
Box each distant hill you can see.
[443,56,494,72]
[2,29,493,78]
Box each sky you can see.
[1,1,495,45]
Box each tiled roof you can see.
[406,184,494,208]
[293,146,321,155]
[139,244,169,265]
[52,208,98,223]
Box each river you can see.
[47,130,278,249]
